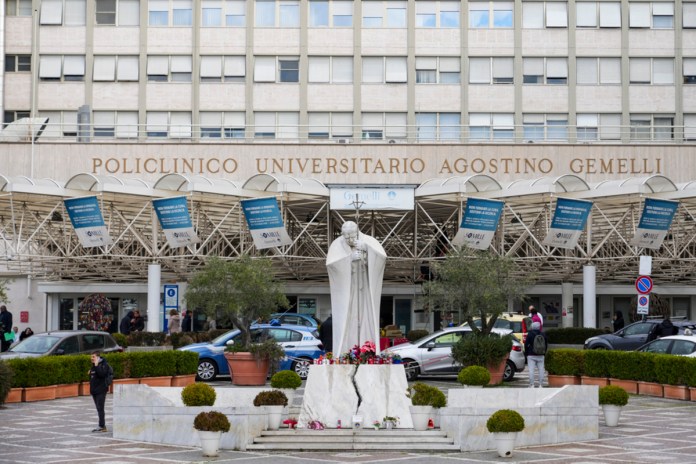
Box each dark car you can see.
[584,319,696,350]
[0,330,123,359]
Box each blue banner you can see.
[153,196,199,247]
[543,198,593,249]
[241,197,292,249]
[631,198,679,249]
[64,196,112,248]
[453,198,504,249]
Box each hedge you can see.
[545,349,584,376]
[544,327,608,345]
[6,350,198,388]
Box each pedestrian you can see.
[319,315,333,353]
[19,327,34,341]
[524,321,548,388]
[119,311,133,335]
[88,351,111,433]
[168,309,181,334]
[9,326,20,347]
[0,305,13,352]
[130,310,145,332]
[612,311,625,332]
[529,305,543,330]
[181,311,192,332]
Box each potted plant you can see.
[193,411,230,457]
[270,369,302,406]
[545,348,584,386]
[486,409,525,457]
[382,416,399,429]
[185,256,290,386]
[372,419,381,430]
[406,382,446,431]
[598,385,629,427]
[253,389,288,430]
[457,365,491,387]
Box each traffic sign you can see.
[637,294,649,315]
[635,275,653,294]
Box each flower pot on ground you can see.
[486,409,525,458]
[254,390,288,430]
[193,411,231,457]
[637,381,664,397]
[224,338,285,386]
[663,385,690,400]
[609,378,638,394]
[581,376,609,387]
[407,382,446,431]
[451,332,513,385]
[55,383,80,398]
[545,349,584,386]
[270,370,302,406]
[171,374,196,387]
[22,385,57,402]
[458,365,491,387]
[382,416,399,429]
[598,385,629,427]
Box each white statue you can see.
[326,221,387,356]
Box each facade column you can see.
[147,263,161,332]
[561,282,574,328]
[583,265,596,328]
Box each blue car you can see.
[179,324,323,381]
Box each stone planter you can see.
[663,385,690,401]
[547,375,581,387]
[197,430,222,457]
[79,381,91,396]
[690,387,696,402]
[581,376,609,387]
[171,374,196,387]
[265,405,285,430]
[493,432,518,457]
[638,381,664,397]
[602,405,622,427]
[487,355,509,385]
[139,376,172,387]
[409,405,433,431]
[5,387,23,403]
[23,385,57,402]
[609,378,638,394]
[55,383,80,398]
[224,352,269,386]
[110,378,139,393]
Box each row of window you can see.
[6,0,696,30]
[14,54,696,86]
[5,110,696,142]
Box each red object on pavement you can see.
[427,419,434,429]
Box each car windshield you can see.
[211,330,238,345]
[11,336,61,354]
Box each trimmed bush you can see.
[486,409,525,433]
[175,350,199,375]
[112,333,128,348]
[0,361,14,404]
[545,327,608,345]
[598,385,629,406]
[545,349,584,376]
[606,351,639,380]
[270,370,302,389]
[686,358,696,388]
[583,350,611,378]
[127,331,167,347]
[654,354,688,386]
[457,365,491,386]
[407,382,447,408]
[253,390,288,407]
[406,329,430,342]
[182,382,216,406]
[193,411,230,432]
[451,332,513,368]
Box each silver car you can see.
[384,326,526,382]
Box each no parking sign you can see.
[637,294,649,315]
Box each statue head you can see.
[341,221,359,246]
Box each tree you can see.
[0,279,9,303]
[184,256,289,348]
[422,248,533,336]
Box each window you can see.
[416,57,460,84]
[522,2,567,28]
[148,0,168,25]
[5,0,32,16]
[576,114,621,140]
[629,2,674,29]
[3,110,30,128]
[173,0,193,25]
[363,1,407,28]
[416,113,460,141]
[38,111,79,138]
[200,56,246,82]
[93,111,116,137]
[256,0,299,27]
[523,57,567,84]
[200,111,245,138]
[5,55,31,72]
[523,114,568,141]
[147,56,192,82]
[362,56,407,83]
[147,0,191,25]
[470,113,513,141]
[307,112,353,138]
[96,0,139,25]
[93,56,139,81]
[415,1,459,28]
[576,2,621,28]
[686,114,696,141]
[686,3,696,28]
[82,334,105,351]
[469,2,513,28]
[308,56,353,83]
[279,58,299,82]
[40,0,86,25]
[469,57,513,84]
[684,58,696,84]
[254,56,300,83]
[361,113,407,140]
[576,57,621,84]
[147,111,192,138]
[629,58,674,84]
[630,114,674,140]
[254,112,299,139]
[39,55,85,81]
[200,0,246,26]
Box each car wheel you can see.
[292,357,312,380]
[197,359,218,381]
[503,360,515,381]
[403,358,419,381]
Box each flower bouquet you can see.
[372,420,381,430]
[283,418,298,429]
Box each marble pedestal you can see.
[298,364,413,428]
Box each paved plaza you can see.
[2,378,696,464]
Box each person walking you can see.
[168,309,181,334]
[612,311,625,332]
[524,321,548,388]
[528,305,544,330]
[89,351,111,433]
[119,311,133,335]
[0,305,13,352]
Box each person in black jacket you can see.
[89,351,111,432]
[130,310,145,332]
[119,311,133,335]
[319,315,333,353]
[612,311,625,332]
[0,305,13,352]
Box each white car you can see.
[384,326,526,382]
[636,331,696,357]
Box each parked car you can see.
[636,331,696,357]
[269,312,321,328]
[0,330,122,359]
[584,319,696,350]
[383,326,525,382]
[178,323,323,381]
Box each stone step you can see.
[246,442,461,451]
[261,429,449,437]
[254,434,453,444]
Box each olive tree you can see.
[184,256,289,348]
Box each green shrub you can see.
[486,409,525,433]
[631,352,657,383]
[112,333,128,348]
[406,382,447,408]
[545,327,608,345]
[128,351,177,378]
[175,351,199,375]
[406,329,430,342]
[685,358,696,388]
[654,354,688,386]
[270,370,302,389]
[103,352,132,379]
[193,411,231,432]
[598,385,629,406]
[7,358,28,388]
[451,333,512,368]
[457,365,491,386]
[605,351,639,380]
[182,382,216,406]
[127,331,168,347]
[253,389,288,407]
[545,349,584,376]
[583,350,611,378]
[0,361,14,404]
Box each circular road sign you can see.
[635,275,653,294]
[638,295,649,306]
